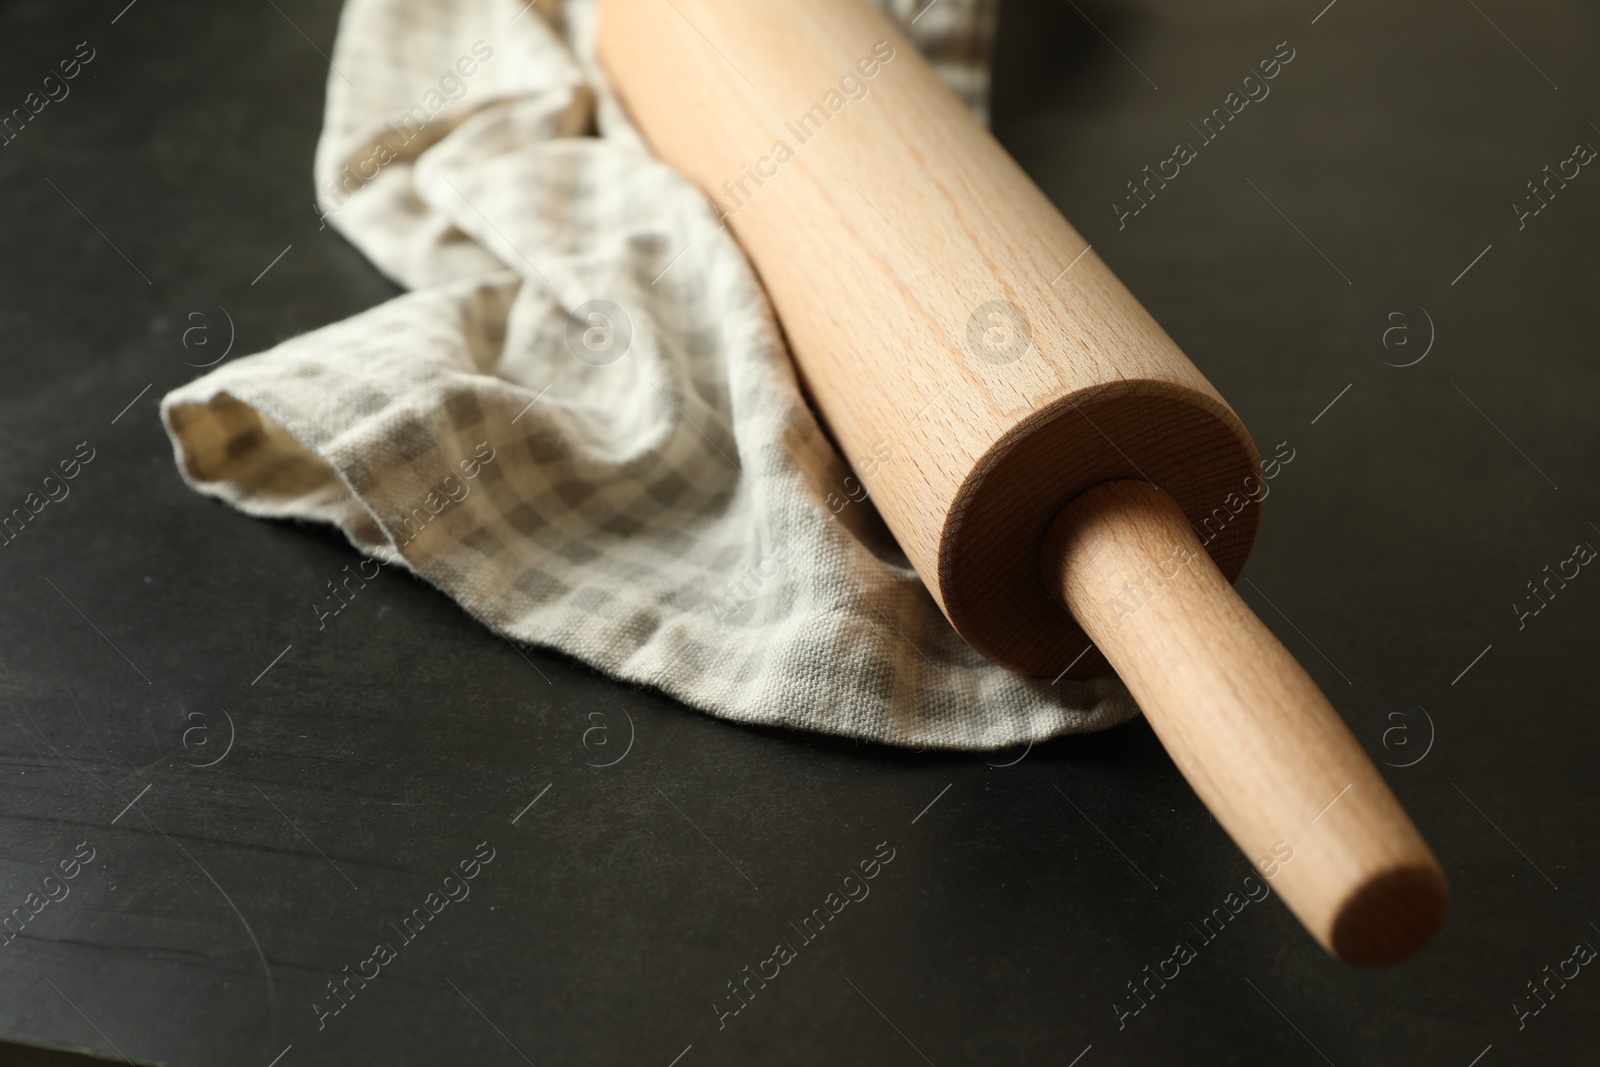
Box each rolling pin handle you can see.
[1043,480,1449,965]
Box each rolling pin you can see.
[597,0,1448,965]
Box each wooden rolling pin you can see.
[598,0,1448,965]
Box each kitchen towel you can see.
[161,0,1138,748]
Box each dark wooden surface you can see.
[1,0,1596,1064]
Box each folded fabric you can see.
[161,0,1137,748]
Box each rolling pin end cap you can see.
[1330,863,1450,967]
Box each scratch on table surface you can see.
[136,808,277,1002]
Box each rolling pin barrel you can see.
[598,0,1447,963]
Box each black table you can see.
[2,0,1596,1064]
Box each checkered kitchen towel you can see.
[161,0,1137,748]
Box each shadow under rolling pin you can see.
[598,0,1448,965]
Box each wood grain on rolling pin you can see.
[598,0,1261,677]
[601,0,1450,966]
[1049,482,1448,965]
